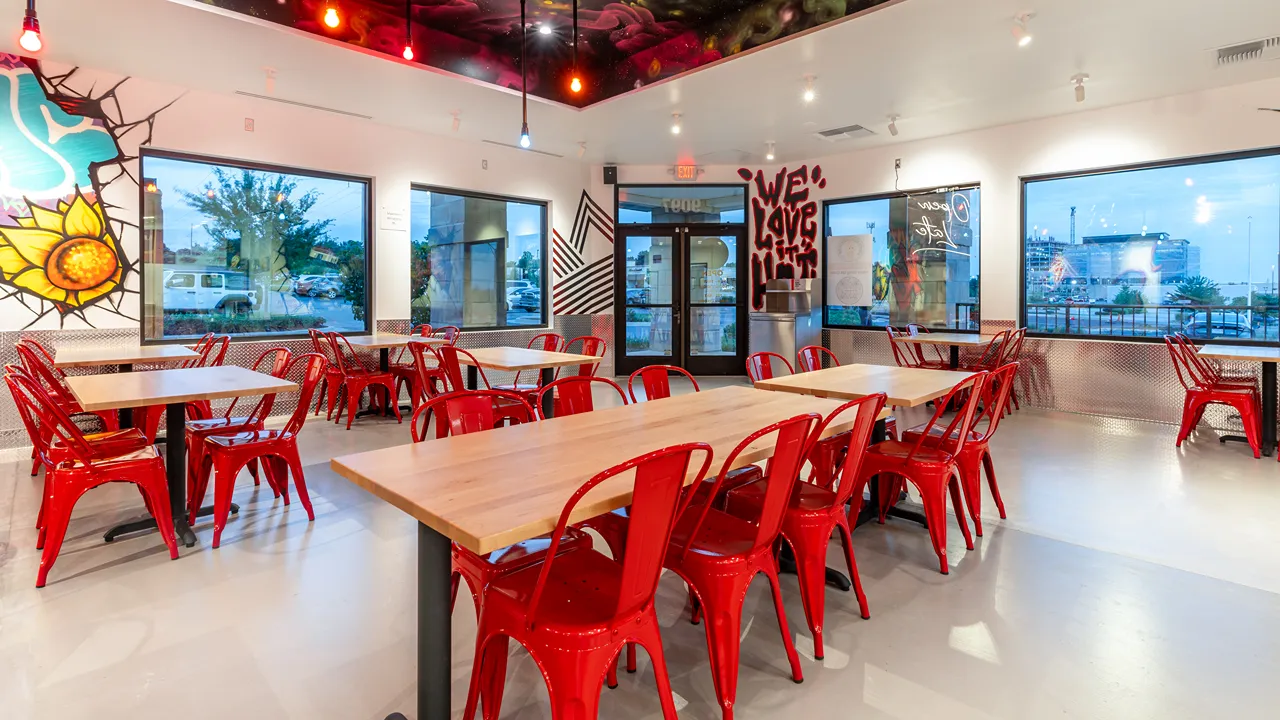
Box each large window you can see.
[409,186,548,329]
[1022,149,1280,340]
[140,151,371,342]
[824,186,981,330]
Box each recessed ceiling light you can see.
[765,141,775,162]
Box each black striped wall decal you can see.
[553,190,614,316]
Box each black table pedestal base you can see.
[104,503,239,547]
[777,547,852,591]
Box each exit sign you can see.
[672,164,701,181]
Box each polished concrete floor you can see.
[3,377,1280,719]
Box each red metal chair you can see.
[627,364,699,402]
[796,345,838,373]
[193,353,327,548]
[326,332,402,429]
[746,351,794,382]
[185,347,292,516]
[889,325,950,369]
[391,324,433,409]
[1173,333,1257,391]
[723,392,886,660]
[14,340,119,475]
[664,413,820,720]
[6,370,179,587]
[495,332,566,404]
[1165,336,1261,457]
[534,375,628,420]
[961,330,1011,372]
[463,442,714,720]
[855,372,987,574]
[412,326,461,396]
[409,389,593,629]
[997,328,1027,411]
[898,363,1017,536]
[561,335,606,378]
[140,334,229,440]
[434,325,461,344]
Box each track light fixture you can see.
[323,3,341,29]
[1071,73,1089,103]
[18,0,40,53]
[802,75,816,103]
[887,114,900,137]
[402,0,414,60]
[671,112,682,135]
[765,142,775,162]
[519,0,531,148]
[577,141,587,159]
[1011,12,1034,47]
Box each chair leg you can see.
[784,531,830,660]
[762,562,805,683]
[693,577,748,720]
[1176,395,1201,446]
[211,456,244,549]
[538,643,609,720]
[480,635,510,720]
[248,457,260,487]
[313,377,327,416]
[836,518,870,619]
[140,473,180,560]
[981,451,1007,519]
[913,475,952,574]
[636,617,681,720]
[36,485,74,588]
[956,451,985,537]
[345,384,361,430]
[949,474,975,551]
[284,448,314,521]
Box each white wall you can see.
[0,59,590,331]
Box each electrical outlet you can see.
[482,159,488,170]
[244,118,255,132]
[894,158,901,170]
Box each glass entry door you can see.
[615,226,747,376]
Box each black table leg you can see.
[1264,362,1277,457]
[855,419,928,529]
[117,364,133,429]
[539,368,555,419]
[380,348,390,372]
[104,402,199,547]
[467,365,479,391]
[949,345,960,370]
[389,522,452,720]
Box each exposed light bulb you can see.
[1012,12,1034,48]
[671,112,682,135]
[403,44,414,60]
[765,142,775,162]
[323,6,340,28]
[570,76,582,93]
[18,4,40,53]
[538,23,552,35]
[802,75,816,103]
[519,123,531,148]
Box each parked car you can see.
[163,270,257,314]
[625,288,650,305]
[291,274,323,294]
[506,280,535,309]
[1183,311,1253,339]
[295,275,342,299]
[510,288,541,312]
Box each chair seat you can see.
[63,444,161,469]
[687,464,764,507]
[666,506,758,561]
[900,423,981,446]
[486,547,626,630]
[724,476,838,515]
[186,416,257,435]
[865,440,955,465]
[206,429,286,448]
[457,527,591,572]
[50,428,150,463]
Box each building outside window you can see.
[409,186,548,330]
[1022,150,1280,340]
[824,186,981,330]
[139,150,371,342]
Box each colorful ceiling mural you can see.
[201,0,897,106]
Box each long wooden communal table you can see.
[893,331,994,369]
[65,366,296,547]
[54,344,199,427]
[331,385,867,720]
[457,346,602,417]
[754,363,976,528]
[1198,343,1280,457]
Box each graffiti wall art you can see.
[738,164,824,311]
[0,54,173,328]
[552,190,614,316]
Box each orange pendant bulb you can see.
[18,0,40,53]
[323,5,340,29]
[570,76,582,94]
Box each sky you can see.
[142,155,369,253]
[1024,154,1280,287]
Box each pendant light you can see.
[402,0,414,60]
[569,0,583,94]
[323,3,341,29]
[518,0,531,148]
[18,0,40,53]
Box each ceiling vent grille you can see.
[1215,36,1280,66]
[481,139,564,158]
[813,124,875,142]
[233,91,374,119]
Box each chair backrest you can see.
[797,345,839,373]
[972,362,1019,442]
[1171,333,1226,386]
[433,326,461,345]
[886,326,921,368]
[410,389,535,442]
[972,330,1011,369]
[16,339,64,379]
[435,345,489,392]
[5,369,95,468]
[408,341,446,400]
[1165,336,1208,390]
[746,351,794,382]
[394,324,435,363]
[535,376,628,419]
[325,332,374,375]
[677,413,820,561]
[900,372,988,462]
[525,442,714,628]
[5,365,54,463]
[186,332,215,366]
[14,341,72,398]
[563,335,606,377]
[906,324,950,366]
[809,393,887,508]
[627,364,699,403]
[185,334,228,369]
[512,333,567,387]
[999,328,1027,365]
[280,353,328,437]
[224,347,292,422]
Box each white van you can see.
[163,270,258,313]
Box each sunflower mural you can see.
[0,53,170,328]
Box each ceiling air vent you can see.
[813,124,875,142]
[233,91,374,119]
[1215,36,1280,66]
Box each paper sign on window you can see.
[826,234,873,307]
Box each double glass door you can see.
[615,225,747,376]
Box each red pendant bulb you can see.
[570,76,582,94]
[323,3,341,29]
[569,0,582,94]
[401,0,414,61]
[18,1,41,54]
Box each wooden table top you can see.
[331,385,868,554]
[459,346,602,372]
[53,344,199,368]
[1198,344,1280,363]
[753,363,976,407]
[65,366,297,411]
[343,333,448,349]
[894,332,994,347]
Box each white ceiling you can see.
[15,0,1280,166]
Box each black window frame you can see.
[409,183,551,332]
[822,182,983,332]
[1019,145,1280,345]
[138,147,375,345]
